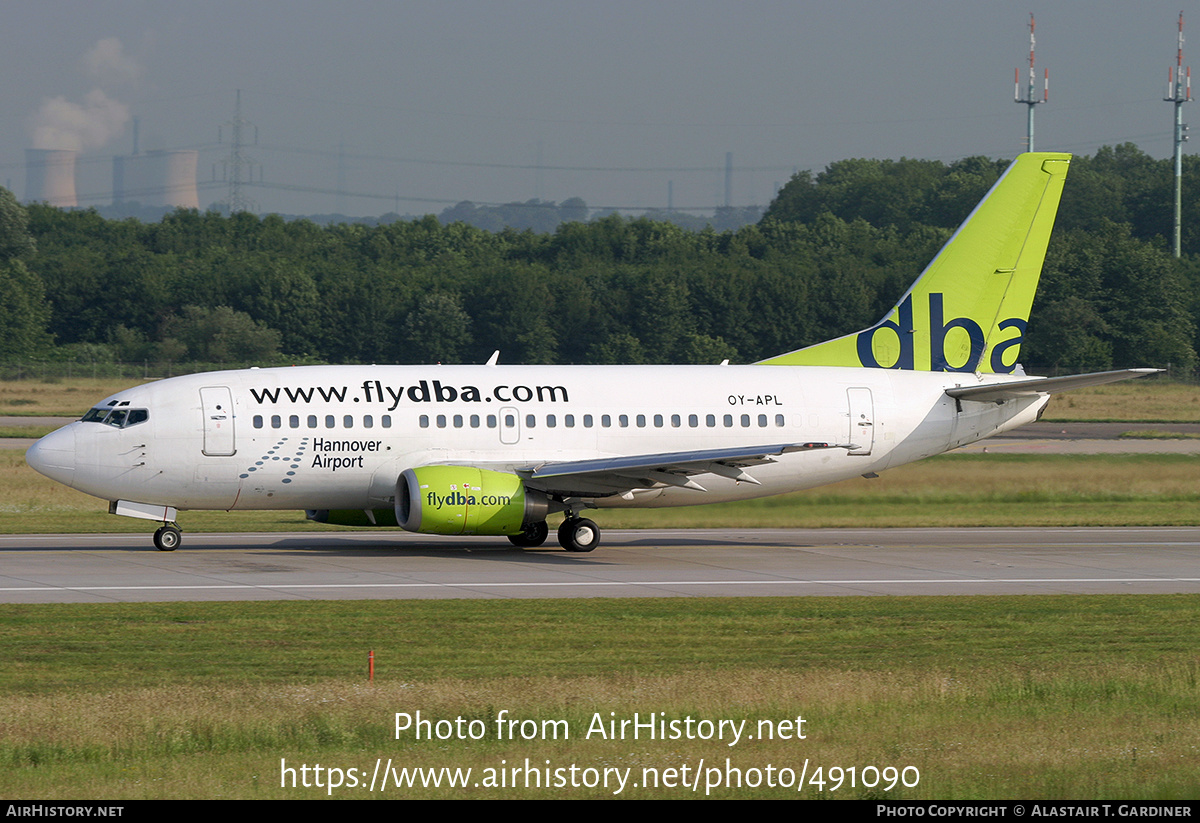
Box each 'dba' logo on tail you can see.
[855,293,1026,373]
[756,152,1070,374]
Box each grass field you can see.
[0,378,147,417]
[0,595,1196,799]
[1042,379,1200,422]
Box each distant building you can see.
[113,150,199,209]
[24,149,78,207]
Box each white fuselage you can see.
[28,364,1047,514]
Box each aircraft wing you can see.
[511,441,854,497]
[945,368,1161,404]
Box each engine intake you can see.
[395,466,550,536]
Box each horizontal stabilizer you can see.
[945,369,1161,403]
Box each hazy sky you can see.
[1,1,1195,217]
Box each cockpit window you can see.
[80,407,149,428]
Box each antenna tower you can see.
[219,89,259,213]
[1014,13,1048,152]
[1165,11,1192,258]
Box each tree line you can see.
[1,142,1196,377]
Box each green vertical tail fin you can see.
[758,152,1071,373]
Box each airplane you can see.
[25,151,1157,552]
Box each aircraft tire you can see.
[153,525,182,552]
[507,520,549,548]
[558,517,600,553]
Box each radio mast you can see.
[1014,14,1048,152]
[1164,12,1192,258]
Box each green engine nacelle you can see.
[395,466,550,536]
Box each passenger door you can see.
[199,386,236,456]
[847,387,874,456]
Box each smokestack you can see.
[113,150,199,209]
[25,149,78,207]
[724,151,733,208]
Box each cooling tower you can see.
[113,150,199,209]
[25,149,78,207]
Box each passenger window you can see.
[419,415,430,428]
[775,414,785,427]
[487,415,497,428]
[671,414,682,428]
[307,415,318,428]
[688,414,698,427]
[253,415,264,429]
[602,415,612,428]
[584,414,593,428]
[706,414,716,427]
[290,415,300,428]
[453,415,463,428]
[344,415,354,428]
[564,414,575,428]
[364,415,374,428]
[437,415,447,428]
[271,415,282,428]
[741,414,750,427]
[723,415,733,427]
[470,415,481,428]
[526,415,536,428]
[636,414,646,428]
[382,416,392,428]
[653,414,663,427]
[546,414,557,428]
[758,414,767,427]
[325,415,335,428]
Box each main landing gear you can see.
[506,517,601,552]
[557,517,600,552]
[153,524,182,552]
[507,520,549,548]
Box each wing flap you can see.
[516,442,854,497]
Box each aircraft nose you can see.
[25,426,77,488]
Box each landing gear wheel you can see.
[508,520,549,548]
[557,517,600,553]
[153,525,182,552]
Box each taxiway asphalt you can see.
[1,527,1196,603]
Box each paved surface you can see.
[0,417,75,427]
[1005,422,1200,439]
[0,527,1196,603]
[0,417,72,450]
[955,421,1200,454]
